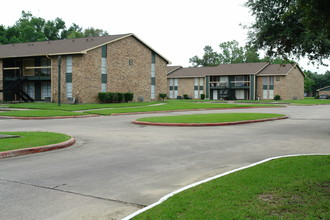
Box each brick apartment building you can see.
[0,34,170,103]
[167,62,305,101]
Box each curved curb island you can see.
[0,137,76,159]
[0,115,99,120]
[133,116,288,127]
[111,106,286,116]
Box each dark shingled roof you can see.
[167,62,269,78]
[0,34,130,58]
[0,34,170,63]
[167,66,182,74]
[258,63,296,75]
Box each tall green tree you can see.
[0,11,109,44]
[189,45,220,67]
[189,40,262,67]
[245,0,330,63]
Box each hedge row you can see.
[98,92,134,103]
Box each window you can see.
[101,45,107,92]
[194,78,199,98]
[150,52,156,99]
[101,83,107,92]
[235,76,245,86]
[41,82,51,99]
[262,76,274,99]
[66,56,73,98]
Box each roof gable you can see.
[167,62,269,78]
[317,85,330,91]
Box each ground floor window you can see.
[263,76,274,99]
[169,79,178,98]
[66,82,72,98]
[41,82,51,99]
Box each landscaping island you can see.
[133,113,287,126]
[0,132,75,159]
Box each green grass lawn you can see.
[0,131,71,152]
[236,97,330,105]
[136,113,285,123]
[86,102,279,115]
[7,102,160,111]
[0,110,90,117]
[134,155,330,219]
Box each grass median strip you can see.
[7,102,160,111]
[136,113,285,124]
[86,103,280,115]
[0,131,71,152]
[0,110,89,117]
[134,155,330,220]
[236,97,330,105]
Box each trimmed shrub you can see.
[124,93,134,102]
[200,94,205,100]
[124,93,130,102]
[274,95,281,101]
[98,92,134,103]
[106,93,113,103]
[98,92,107,103]
[117,93,124,103]
[183,94,189,99]
[159,93,167,101]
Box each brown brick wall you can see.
[256,76,263,100]
[73,49,101,103]
[178,78,195,98]
[274,76,286,99]
[155,55,168,100]
[285,67,304,100]
[319,90,330,96]
[257,72,303,101]
[0,59,3,101]
[51,57,67,103]
[107,36,167,102]
[51,36,168,103]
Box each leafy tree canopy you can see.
[189,40,261,67]
[188,40,293,67]
[0,11,109,44]
[304,70,330,94]
[245,0,330,64]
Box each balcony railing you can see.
[210,81,250,88]
[3,66,51,78]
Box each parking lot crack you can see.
[0,178,146,209]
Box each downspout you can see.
[57,56,62,106]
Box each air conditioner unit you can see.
[67,97,75,104]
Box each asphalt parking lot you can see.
[0,105,329,219]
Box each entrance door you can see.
[213,90,218,100]
[235,90,245,100]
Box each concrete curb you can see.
[122,153,329,220]
[111,106,286,116]
[132,116,288,127]
[0,115,99,120]
[0,137,76,159]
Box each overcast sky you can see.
[1,0,328,73]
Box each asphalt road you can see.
[0,105,329,219]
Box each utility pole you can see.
[57,56,62,106]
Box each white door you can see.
[235,90,245,100]
[213,90,218,100]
